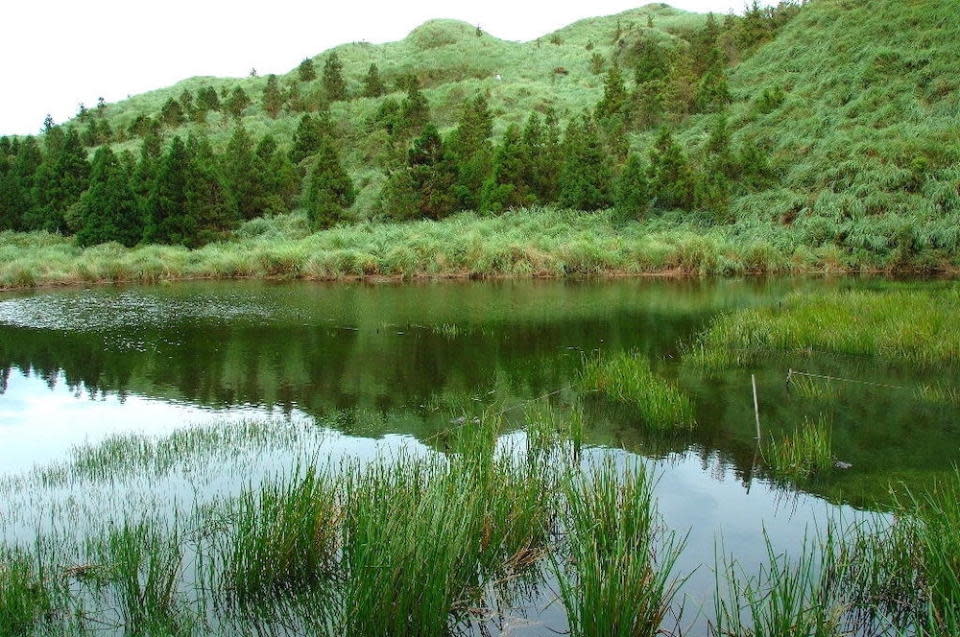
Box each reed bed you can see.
[581,352,696,430]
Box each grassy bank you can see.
[688,284,960,368]
[2,208,958,291]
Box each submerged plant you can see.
[581,351,696,430]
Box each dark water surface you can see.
[0,278,956,634]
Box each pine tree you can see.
[362,64,386,98]
[76,147,142,247]
[634,40,670,84]
[225,87,251,119]
[262,74,284,119]
[290,113,333,167]
[518,112,545,205]
[29,128,89,233]
[185,135,236,241]
[220,125,262,220]
[406,124,457,219]
[694,59,731,113]
[648,128,695,210]
[323,52,347,101]
[304,138,355,229]
[298,57,317,82]
[178,90,195,118]
[480,124,528,212]
[596,65,628,120]
[400,80,430,135]
[255,135,299,214]
[131,132,163,226]
[161,98,185,127]
[558,116,611,210]
[379,169,419,221]
[614,153,651,222]
[664,52,697,119]
[144,137,196,245]
[198,86,221,112]
[448,95,494,210]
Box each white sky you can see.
[2,1,772,136]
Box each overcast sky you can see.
[2,0,772,136]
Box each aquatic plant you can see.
[0,551,55,636]
[554,459,682,637]
[763,416,832,482]
[688,286,960,368]
[581,351,695,430]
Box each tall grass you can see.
[0,551,55,636]
[581,351,695,430]
[689,286,960,369]
[763,416,832,483]
[554,459,682,637]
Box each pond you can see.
[0,278,956,635]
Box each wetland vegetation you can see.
[0,278,958,635]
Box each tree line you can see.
[0,3,802,247]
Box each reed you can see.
[0,551,55,636]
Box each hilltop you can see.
[0,0,958,288]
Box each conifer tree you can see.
[613,153,651,222]
[304,138,355,229]
[198,86,221,112]
[664,53,697,119]
[290,113,333,167]
[76,147,142,247]
[29,128,89,233]
[262,75,284,118]
[178,90,195,118]
[362,64,386,98]
[161,98,185,127]
[596,65,628,120]
[648,128,695,210]
[400,80,430,135]
[539,109,563,203]
[298,57,317,82]
[255,135,299,214]
[144,137,195,245]
[448,95,494,210]
[379,168,419,221]
[131,132,163,225]
[220,125,262,220]
[406,124,457,219]
[225,87,251,119]
[519,112,545,205]
[695,59,731,113]
[558,116,611,210]
[323,52,347,101]
[185,135,236,241]
[480,124,528,212]
[634,41,670,84]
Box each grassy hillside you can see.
[1,0,959,287]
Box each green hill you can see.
[1,0,958,287]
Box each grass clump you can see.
[0,552,55,636]
[763,417,832,483]
[582,351,695,430]
[689,286,960,369]
[554,459,682,637]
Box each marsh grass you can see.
[94,521,187,635]
[581,351,695,430]
[0,551,56,636]
[763,416,832,482]
[714,535,847,637]
[554,459,682,637]
[689,286,960,370]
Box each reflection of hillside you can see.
[0,279,785,415]
[5,278,951,511]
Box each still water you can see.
[0,278,956,634]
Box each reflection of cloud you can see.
[0,370,310,474]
